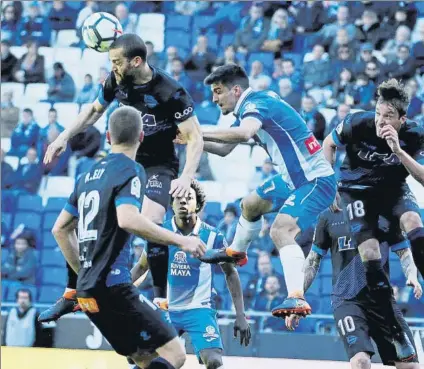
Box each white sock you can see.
[279,244,305,295]
[231,215,263,252]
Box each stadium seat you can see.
[204,202,223,218]
[2,249,9,264]
[41,267,67,286]
[239,254,257,276]
[13,212,42,231]
[39,46,55,70]
[390,259,405,282]
[165,30,191,52]
[221,181,249,204]
[44,176,75,199]
[45,197,67,212]
[10,46,27,59]
[321,276,333,295]
[251,145,269,167]
[166,15,191,31]
[54,103,80,128]
[238,271,251,290]
[201,181,223,202]
[6,283,37,302]
[43,212,60,231]
[319,108,336,125]
[2,82,25,101]
[42,231,57,248]
[271,256,284,276]
[317,296,333,314]
[1,138,11,153]
[306,277,321,296]
[213,273,226,295]
[38,285,64,303]
[17,194,43,213]
[195,105,220,125]
[2,212,13,231]
[41,249,66,268]
[320,258,332,276]
[220,34,234,49]
[137,14,165,52]
[55,30,80,47]
[2,192,16,213]
[24,83,49,104]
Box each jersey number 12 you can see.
[78,190,100,242]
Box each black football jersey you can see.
[65,153,146,291]
[331,111,424,190]
[98,67,195,173]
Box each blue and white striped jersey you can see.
[233,88,334,189]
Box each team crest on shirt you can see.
[171,251,191,276]
[203,326,219,342]
[243,102,259,114]
[131,177,141,198]
[173,251,187,264]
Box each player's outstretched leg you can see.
[38,263,81,322]
[401,211,424,279]
[269,214,311,318]
[200,192,272,265]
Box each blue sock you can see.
[146,357,176,369]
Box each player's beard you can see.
[117,68,135,86]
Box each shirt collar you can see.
[171,216,202,236]
[234,87,253,116]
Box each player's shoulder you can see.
[107,154,145,181]
[317,208,332,224]
[344,110,374,127]
[152,66,187,93]
[402,119,424,139]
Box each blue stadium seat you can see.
[320,258,332,276]
[271,256,284,276]
[166,15,191,31]
[240,254,257,276]
[41,249,66,268]
[41,267,67,286]
[321,276,333,295]
[38,285,64,303]
[2,212,13,231]
[196,105,220,126]
[220,34,234,49]
[13,212,42,231]
[238,271,251,290]
[317,296,333,314]
[193,16,214,32]
[17,194,43,213]
[390,259,405,283]
[165,30,191,51]
[2,191,17,213]
[43,212,59,231]
[306,277,320,296]
[213,273,226,295]
[2,249,9,264]
[43,231,57,248]
[204,202,222,219]
[45,197,67,212]
[6,283,37,302]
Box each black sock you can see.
[407,227,424,279]
[146,242,169,299]
[146,357,176,369]
[66,262,78,290]
[363,260,402,334]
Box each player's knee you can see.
[200,349,223,369]
[394,362,420,369]
[358,239,381,261]
[350,352,371,369]
[241,195,261,221]
[400,211,423,233]
[156,337,186,369]
[270,215,299,247]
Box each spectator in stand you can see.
[326,103,351,137]
[355,9,389,50]
[114,2,136,34]
[353,42,381,74]
[381,25,412,64]
[293,1,326,34]
[279,58,303,92]
[278,78,301,112]
[364,61,384,87]
[97,66,109,90]
[412,22,424,70]
[46,62,76,103]
[159,46,179,74]
[74,0,97,46]
[185,35,216,82]
[2,231,37,284]
[387,2,417,32]
[234,3,270,55]
[69,125,101,160]
[9,109,39,158]
[318,4,356,46]
[303,44,332,103]
[331,45,356,77]
[329,28,358,60]
[170,58,192,93]
[16,1,51,47]
[1,90,20,138]
[76,74,97,105]
[249,60,272,92]
[13,41,45,84]
[349,73,376,110]
[250,217,275,255]
[261,8,293,52]
[216,45,238,66]
[386,44,417,81]
[300,96,326,142]
[244,252,283,309]
[412,103,424,125]
[38,108,64,158]
[3,288,43,347]
[145,41,160,67]
[1,5,19,45]
[199,2,248,34]
[40,125,71,176]
[10,147,42,194]
[1,40,17,82]
[217,204,239,244]
[254,275,286,332]
[249,158,277,191]
[1,149,15,190]
[328,68,355,108]
[75,149,107,181]
[406,78,423,119]
[174,1,209,16]
[48,0,76,31]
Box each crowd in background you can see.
[2,1,424,339]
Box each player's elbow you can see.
[323,134,336,150]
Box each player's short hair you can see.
[110,34,147,62]
[23,108,33,115]
[204,64,249,90]
[377,79,410,117]
[16,288,33,302]
[191,179,206,213]
[109,106,143,145]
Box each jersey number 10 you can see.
[78,191,100,242]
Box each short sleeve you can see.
[64,188,79,218]
[240,99,267,125]
[331,113,354,147]
[97,73,115,107]
[311,213,330,256]
[115,168,146,210]
[213,232,228,250]
[169,87,195,125]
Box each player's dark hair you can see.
[109,106,142,146]
[204,63,249,90]
[110,33,147,62]
[377,79,410,117]
[191,179,206,213]
[16,288,33,303]
[23,108,33,115]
